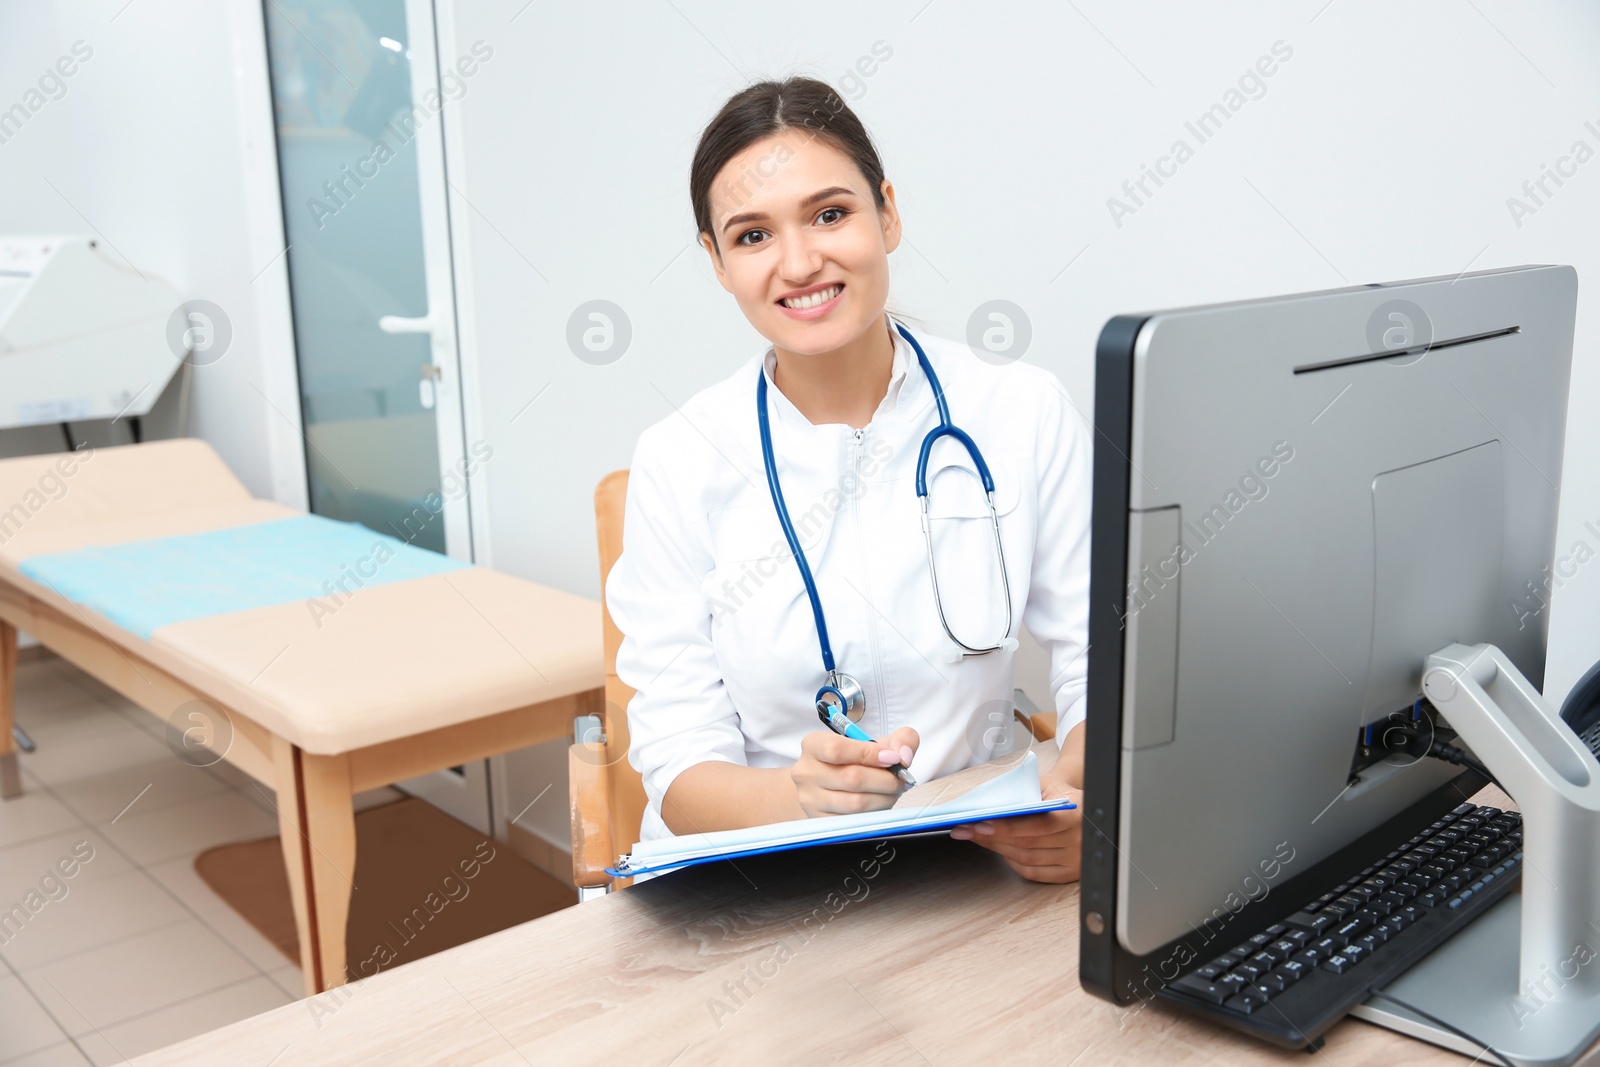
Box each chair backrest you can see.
[593,471,647,861]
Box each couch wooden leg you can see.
[272,736,356,996]
[1,620,19,799]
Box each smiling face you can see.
[700,129,901,357]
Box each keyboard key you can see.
[1173,974,1230,1004]
[1383,915,1407,935]
[1249,952,1280,972]
[1399,905,1424,924]
[1322,955,1353,974]
[1232,963,1265,983]
[1334,917,1370,941]
[1294,948,1323,968]
[1257,972,1289,994]
[1358,932,1386,953]
[1363,900,1393,919]
[1196,963,1224,980]
[1270,939,1299,959]
[1277,960,1308,984]
[1266,923,1288,936]
[1340,944,1370,963]
[1226,991,1265,1014]
[1419,890,1446,908]
[1285,930,1311,947]
[1216,974,1248,996]
[1451,802,1475,814]
[1251,982,1277,1002]
[1313,936,1345,955]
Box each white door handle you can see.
[378,313,436,335]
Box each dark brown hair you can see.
[690,76,887,252]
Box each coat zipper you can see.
[850,426,889,735]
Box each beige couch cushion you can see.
[0,439,600,753]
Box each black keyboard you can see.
[1159,802,1523,1049]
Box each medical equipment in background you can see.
[0,235,185,440]
[757,319,1017,727]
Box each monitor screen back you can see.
[1112,264,1576,956]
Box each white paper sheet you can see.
[617,750,1056,874]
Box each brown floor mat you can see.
[195,797,576,982]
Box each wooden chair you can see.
[570,471,648,899]
[568,469,1058,898]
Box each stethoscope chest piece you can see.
[816,671,866,724]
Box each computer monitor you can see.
[1077,266,1577,1012]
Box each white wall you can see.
[440,0,1600,844]
[0,0,305,507]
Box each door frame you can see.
[429,0,494,569]
[401,0,474,562]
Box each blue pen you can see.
[816,701,917,789]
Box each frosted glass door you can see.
[263,0,470,559]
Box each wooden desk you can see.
[128,833,1488,1065]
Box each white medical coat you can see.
[605,321,1093,844]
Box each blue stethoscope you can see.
[756,319,1014,726]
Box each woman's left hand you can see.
[950,721,1085,884]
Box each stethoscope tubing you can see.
[756,318,1014,718]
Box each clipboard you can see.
[608,750,1074,877]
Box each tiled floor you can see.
[1,654,404,1065]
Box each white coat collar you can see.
[759,317,921,429]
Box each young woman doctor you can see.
[605,77,1093,883]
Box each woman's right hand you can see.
[791,727,920,817]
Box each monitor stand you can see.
[1350,643,1600,1067]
